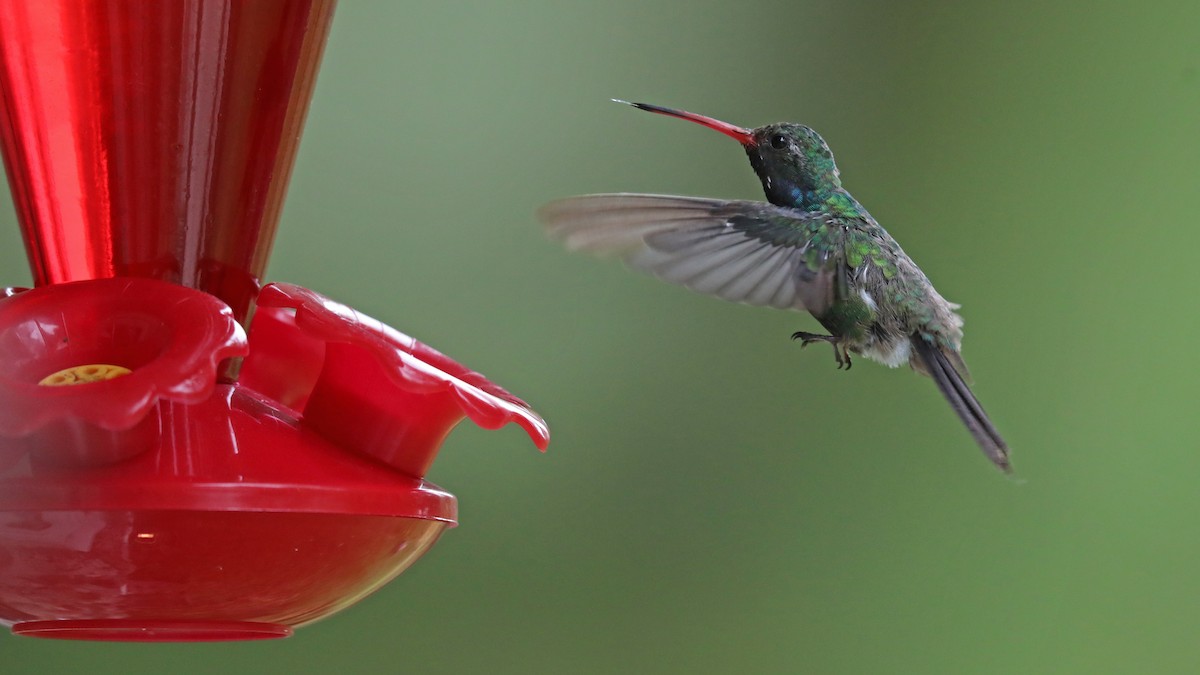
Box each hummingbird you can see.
[539,100,1009,471]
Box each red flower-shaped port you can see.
[0,278,247,467]
[241,283,550,478]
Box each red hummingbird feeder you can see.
[0,0,548,642]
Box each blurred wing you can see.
[539,193,844,314]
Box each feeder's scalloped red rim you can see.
[256,283,549,451]
[0,278,248,436]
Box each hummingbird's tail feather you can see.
[910,336,1010,472]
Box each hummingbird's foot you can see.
[790,332,853,370]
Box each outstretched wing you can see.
[539,193,846,314]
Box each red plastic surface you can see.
[0,304,460,635]
[0,279,553,638]
[0,510,447,639]
[14,620,294,642]
[242,283,550,477]
[0,278,246,467]
[0,382,459,519]
[0,0,336,323]
[0,279,245,422]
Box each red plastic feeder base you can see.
[13,620,292,642]
[0,280,551,641]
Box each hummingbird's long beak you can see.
[613,99,754,146]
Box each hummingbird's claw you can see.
[839,345,853,371]
[791,331,851,370]
[791,331,828,344]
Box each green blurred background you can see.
[2,1,1198,673]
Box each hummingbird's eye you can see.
[769,134,788,150]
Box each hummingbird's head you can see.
[745,123,841,207]
[615,100,842,209]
